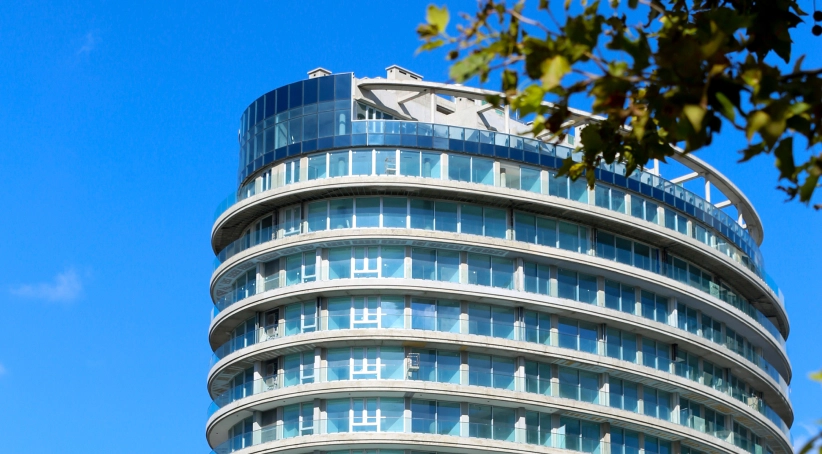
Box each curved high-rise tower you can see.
[207,66,792,454]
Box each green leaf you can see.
[540,55,571,90]
[746,111,770,141]
[426,4,449,32]
[810,370,822,382]
[774,138,795,180]
[683,105,706,131]
[417,39,445,53]
[714,93,736,122]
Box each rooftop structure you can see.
[206,66,792,454]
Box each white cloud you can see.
[10,268,84,303]
[76,31,98,56]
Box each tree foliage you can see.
[418,0,822,208]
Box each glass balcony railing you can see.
[220,119,781,304]
[207,315,790,438]
[211,422,614,454]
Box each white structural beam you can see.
[398,90,428,105]
[670,172,700,185]
[714,200,733,209]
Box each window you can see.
[467,254,514,289]
[605,327,637,363]
[523,261,551,295]
[524,310,552,345]
[326,346,405,381]
[611,428,640,454]
[284,301,318,336]
[448,155,494,185]
[521,167,541,193]
[308,154,326,180]
[285,252,316,285]
[468,303,516,339]
[411,248,459,282]
[595,185,627,214]
[609,378,639,412]
[408,349,461,384]
[643,436,671,454]
[604,280,636,315]
[641,290,668,323]
[329,151,350,177]
[355,197,381,227]
[283,352,315,387]
[557,268,598,304]
[525,410,553,446]
[674,348,699,382]
[382,197,407,227]
[642,338,671,372]
[328,246,405,280]
[596,231,659,272]
[283,402,314,438]
[702,359,724,392]
[701,314,724,345]
[326,397,404,433]
[283,158,301,185]
[643,386,672,421]
[549,172,590,204]
[411,399,461,435]
[677,303,698,334]
[469,404,516,441]
[558,367,600,403]
[525,360,553,395]
[557,416,600,453]
[559,317,598,354]
[411,299,460,333]
[469,353,516,390]
[327,296,404,330]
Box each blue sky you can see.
[0,1,819,453]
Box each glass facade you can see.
[208,72,791,454]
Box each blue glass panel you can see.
[417,135,433,148]
[599,170,613,184]
[448,139,464,152]
[524,151,539,164]
[264,91,276,118]
[400,134,417,146]
[385,134,401,146]
[652,187,664,201]
[351,134,367,146]
[288,143,301,156]
[318,76,334,102]
[302,139,317,153]
[289,82,303,108]
[276,86,288,113]
[263,151,274,165]
[253,156,263,169]
[368,134,385,145]
[509,148,523,161]
[641,182,653,196]
[627,178,640,192]
[494,145,509,158]
[335,74,351,99]
[304,78,318,105]
[674,198,685,211]
[334,135,351,147]
[465,140,480,154]
[685,203,695,216]
[317,136,334,150]
[614,174,627,187]
[255,97,263,124]
[540,155,556,168]
[480,143,494,156]
[664,192,675,205]
[275,146,287,160]
[433,137,448,149]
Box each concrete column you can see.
[696,309,703,337]
[460,350,470,385]
[549,265,558,297]
[515,258,524,291]
[299,156,309,181]
[516,356,526,392]
[669,297,678,328]
[516,407,527,443]
[440,152,448,179]
[460,301,470,335]
[636,335,644,366]
[459,251,468,284]
[320,248,328,281]
[634,287,642,317]
[252,410,263,444]
[404,246,412,281]
[493,160,501,187]
[404,295,412,329]
[541,169,550,195]
[551,314,560,346]
[596,276,605,307]
[314,347,323,383]
[404,397,412,433]
[460,402,470,437]
[602,373,610,407]
[504,105,510,134]
[671,392,680,424]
